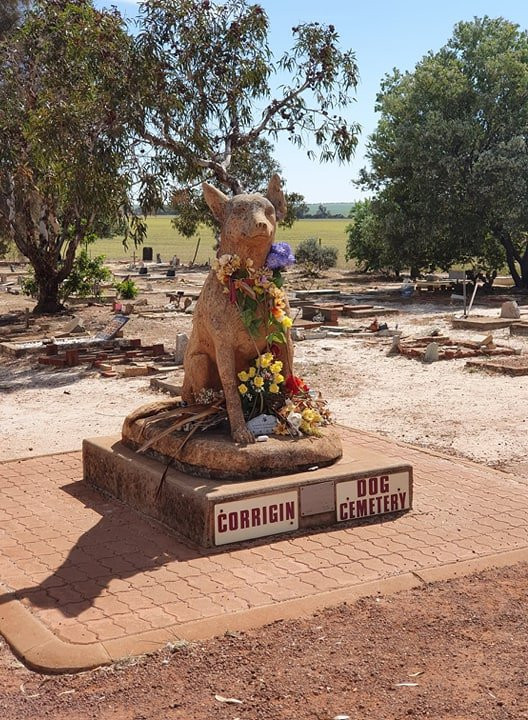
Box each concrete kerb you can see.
[2,548,528,674]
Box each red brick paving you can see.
[1,429,528,657]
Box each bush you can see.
[345,199,404,276]
[115,278,139,299]
[61,249,112,299]
[295,238,338,274]
[21,249,111,300]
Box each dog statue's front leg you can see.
[215,345,255,444]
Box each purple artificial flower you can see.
[265,242,296,270]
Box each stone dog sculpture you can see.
[182,175,293,445]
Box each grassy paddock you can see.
[89,216,352,267]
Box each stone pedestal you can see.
[83,432,413,547]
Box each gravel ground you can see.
[1,564,527,719]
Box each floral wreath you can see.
[213,241,295,344]
[211,242,331,437]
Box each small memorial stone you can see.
[423,341,439,363]
[500,300,520,319]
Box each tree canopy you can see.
[134,0,360,205]
[0,0,142,312]
[357,16,528,286]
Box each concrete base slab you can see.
[343,306,399,318]
[452,316,514,330]
[510,321,528,336]
[465,356,528,376]
[83,433,413,547]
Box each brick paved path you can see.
[1,428,527,670]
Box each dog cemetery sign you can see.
[213,469,412,546]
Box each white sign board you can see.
[336,471,411,522]
[214,491,298,546]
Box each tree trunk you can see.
[34,273,64,314]
[496,230,528,288]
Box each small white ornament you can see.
[287,412,302,436]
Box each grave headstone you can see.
[500,300,520,319]
[423,342,439,363]
[174,333,188,364]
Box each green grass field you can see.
[90,216,352,267]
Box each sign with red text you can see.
[336,471,411,523]
[214,491,298,546]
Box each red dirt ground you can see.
[1,563,527,720]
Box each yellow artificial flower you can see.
[237,370,249,382]
[274,373,284,384]
[302,408,315,422]
[248,366,257,378]
[269,383,280,393]
[270,360,283,374]
[253,375,264,388]
[238,383,248,395]
[260,353,273,368]
[282,316,293,329]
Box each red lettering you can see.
[369,497,376,515]
[269,505,278,523]
[368,476,378,495]
[262,505,267,525]
[376,496,383,514]
[217,513,227,533]
[380,475,390,493]
[356,499,368,517]
[399,492,407,509]
[240,509,250,529]
[383,495,390,512]
[228,512,238,531]
[251,507,261,526]
[285,501,295,521]
[339,502,348,521]
[357,478,367,497]
[390,494,399,511]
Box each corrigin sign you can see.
[214,491,298,545]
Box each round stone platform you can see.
[122,401,343,481]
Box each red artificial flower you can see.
[285,374,309,395]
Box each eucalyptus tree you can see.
[134,0,360,216]
[0,0,142,312]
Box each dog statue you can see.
[181,175,294,444]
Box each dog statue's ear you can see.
[202,182,229,223]
[266,174,287,220]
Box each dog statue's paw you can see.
[232,425,255,445]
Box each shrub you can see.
[115,278,139,299]
[295,238,338,275]
[21,249,111,300]
[61,249,112,299]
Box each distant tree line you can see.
[297,203,348,219]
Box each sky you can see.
[94,0,528,203]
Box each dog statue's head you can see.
[203,175,286,267]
